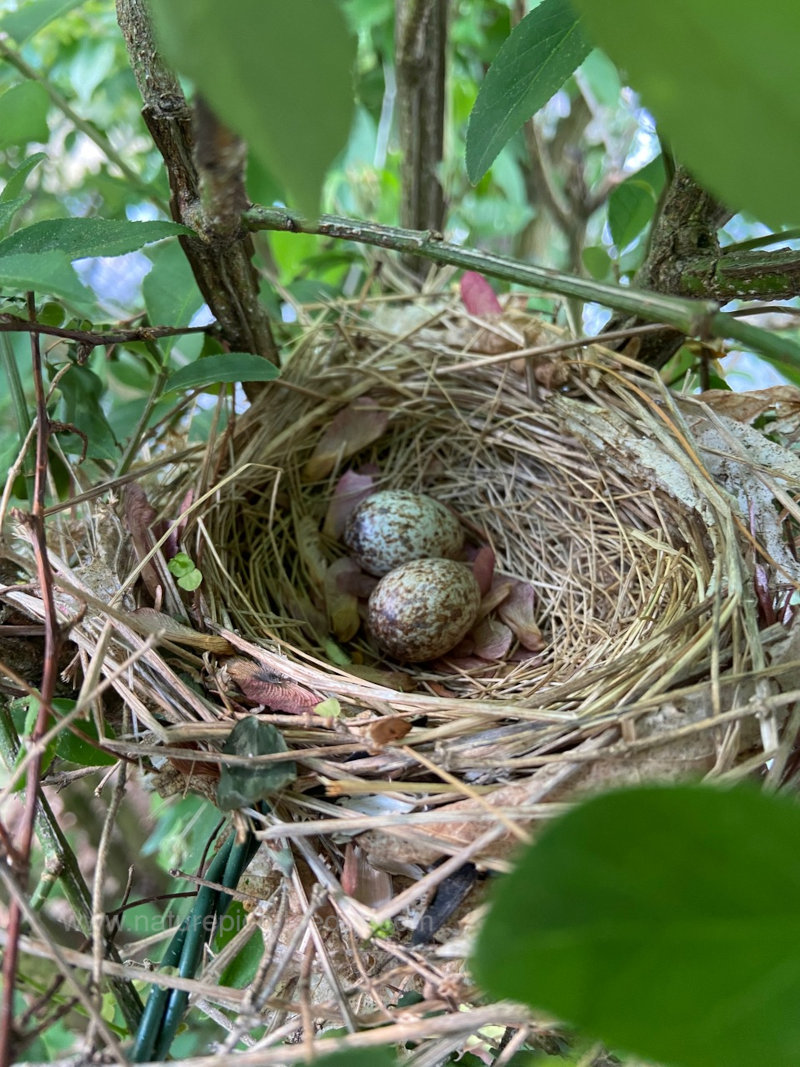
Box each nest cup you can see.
[205,313,718,712]
[190,297,800,878]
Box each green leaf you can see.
[0,82,49,150]
[466,0,591,182]
[581,245,611,280]
[217,716,296,810]
[53,700,116,768]
[165,353,279,393]
[142,241,203,354]
[150,0,356,214]
[216,904,264,988]
[473,784,800,1067]
[54,364,119,461]
[0,154,45,203]
[1,0,85,44]
[572,0,800,226]
[608,156,666,250]
[0,251,91,305]
[0,218,192,261]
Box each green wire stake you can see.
[131,828,261,1062]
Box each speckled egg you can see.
[343,490,463,577]
[367,558,481,662]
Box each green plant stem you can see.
[724,228,800,253]
[0,707,143,1031]
[0,39,168,215]
[245,205,800,371]
[114,342,170,478]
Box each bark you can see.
[116,0,277,371]
[395,0,448,274]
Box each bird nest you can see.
[7,289,800,1061]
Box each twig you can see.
[0,296,64,1067]
[243,204,800,370]
[0,314,210,345]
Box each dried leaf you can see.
[478,576,513,619]
[226,658,319,713]
[497,579,546,651]
[129,607,234,652]
[303,397,389,481]
[295,513,328,595]
[471,616,513,660]
[325,557,361,641]
[471,544,496,596]
[342,843,393,907]
[123,483,161,599]
[697,385,800,424]
[323,469,376,539]
[367,716,412,746]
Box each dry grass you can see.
[5,285,800,1062]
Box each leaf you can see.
[216,904,263,987]
[54,702,116,768]
[466,0,592,182]
[217,716,296,810]
[54,364,119,461]
[303,397,389,482]
[150,0,356,214]
[473,784,800,1067]
[165,353,279,393]
[0,82,49,149]
[607,156,666,250]
[0,251,91,305]
[1,0,85,44]
[0,218,192,260]
[322,469,376,540]
[460,271,503,315]
[143,241,203,354]
[225,659,319,714]
[572,0,800,226]
[581,244,612,280]
[497,579,545,651]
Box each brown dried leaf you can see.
[226,658,319,713]
[497,579,546,651]
[303,397,389,481]
[322,469,376,539]
[123,483,161,599]
[325,557,361,642]
[129,608,234,652]
[367,716,412,746]
[697,385,800,424]
[295,513,328,595]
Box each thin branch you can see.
[0,314,211,346]
[0,296,63,1067]
[115,0,278,371]
[0,38,168,214]
[243,204,800,370]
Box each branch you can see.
[243,203,800,371]
[115,0,278,371]
[678,247,800,303]
[395,0,448,267]
[0,315,210,346]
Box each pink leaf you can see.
[497,579,546,651]
[460,272,503,316]
[471,616,513,660]
[471,545,496,596]
[226,659,320,713]
[323,469,376,539]
[303,397,389,482]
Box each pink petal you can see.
[460,271,503,316]
[323,469,376,539]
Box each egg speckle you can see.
[343,490,463,576]
[368,558,481,662]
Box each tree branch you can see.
[395,0,448,271]
[244,204,800,371]
[115,0,277,370]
